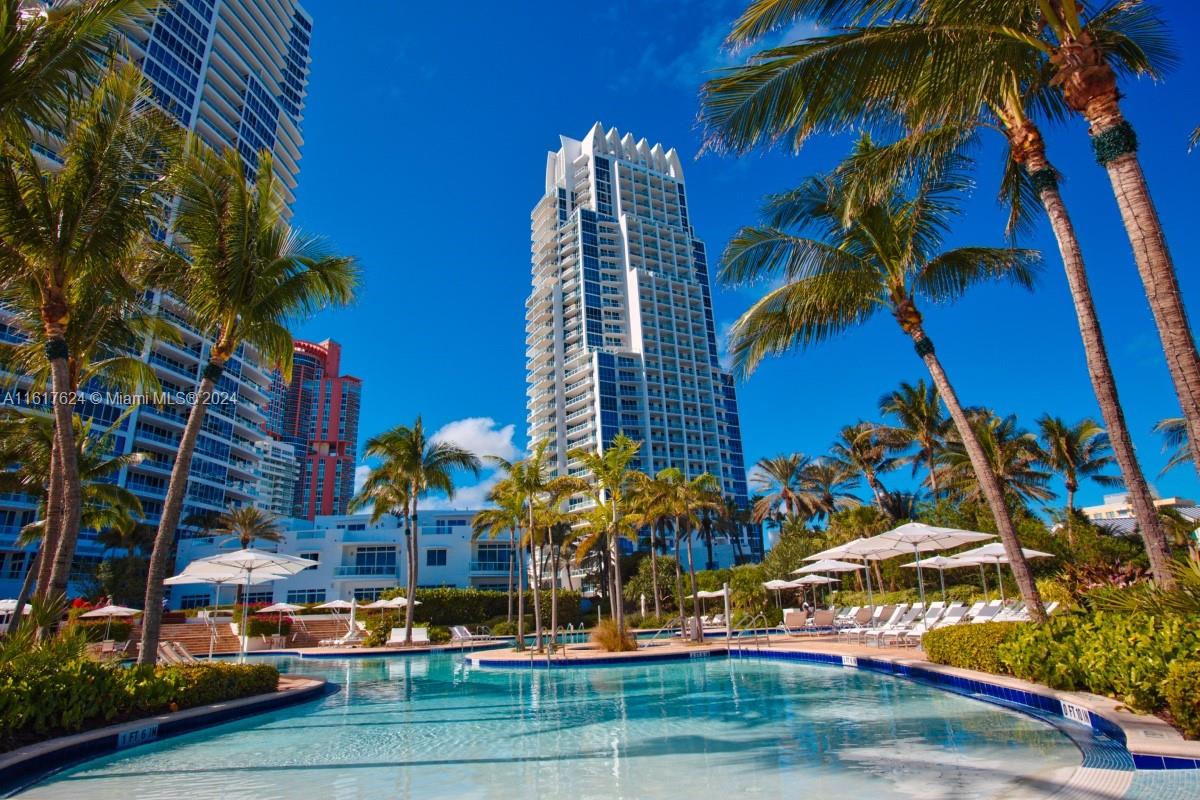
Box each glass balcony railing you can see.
[469,561,511,573]
[333,564,397,577]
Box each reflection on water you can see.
[23,654,1081,799]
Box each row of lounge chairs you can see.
[780,599,1058,648]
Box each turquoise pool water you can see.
[22,653,1081,799]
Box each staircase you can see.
[288,618,361,647]
[159,622,242,655]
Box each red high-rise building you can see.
[268,339,361,519]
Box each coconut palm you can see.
[138,145,359,665]
[749,453,814,533]
[0,0,154,139]
[208,506,285,550]
[702,0,1181,588]
[799,457,861,523]
[534,477,579,649]
[1037,416,1121,545]
[0,61,177,599]
[718,495,754,564]
[720,153,1047,618]
[1153,417,1188,477]
[939,412,1055,510]
[471,484,524,624]
[879,379,948,494]
[828,422,897,506]
[627,470,674,618]
[350,418,480,649]
[567,433,642,638]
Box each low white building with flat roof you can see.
[169,511,515,608]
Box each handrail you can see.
[733,611,771,655]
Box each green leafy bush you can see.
[1163,660,1200,740]
[378,588,583,626]
[923,622,1022,675]
[489,621,516,636]
[246,617,291,637]
[72,620,133,642]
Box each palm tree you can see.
[0,62,177,599]
[1037,416,1121,545]
[138,144,359,665]
[879,380,948,494]
[471,485,524,624]
[567,433,642,638]
[828,422,897,506]
[534,478,579,649]
[939,412,1055,510]
[628,470,673,618]
[799,458,860,524]
[209,506,285,550]
[749,453,813,537]
[719,154,1047,619]
[352,418,480,648]
[701,0,1181,588]
[1153,417,1188,477]
[718,495,753,564]
[0,0,153,139]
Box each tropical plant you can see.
[1037,416,1121,545]
[627,470,672,618]
[798,457,861,523]
[350,418,480,649]
[828,422,897,505]
[208,506,284,550]
[938,412,1054,510]
[718,495,754,565]
[0,0,154,139]
[1153,417,1188,476]
[0,61,178,599]
[470,484,524,624]
[718,147,1047,618]
[138,143,359,665]
[749,453,812,525]
[879,379,948,494]
[701,0,1180,588]
[567,433,643,639]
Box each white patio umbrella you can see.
[790,574,840,607]
[762,579,795,608]
[259,602,302,635]
[164,568,287,658]
[900,555,979,603]
[865,523,995,607]
[191,549,316,658]
[950,544,1054,602]
[80,604,141,639]
[803,538,909,604]
[317,599,358,635]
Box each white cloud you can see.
[353,464,371,495]
[717,319,736,371]
[429,417,520,463]
[421,471,503,511]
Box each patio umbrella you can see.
[191,549,316,658]
[900,556,979,603]
[762,579,795,608]
[950,544,1054,602]
[803,539,908,604]
[864,523,995,608]
[789,575,840,607]
[259,602,302,635]
[80,604,140,639]
[164,568,287,658]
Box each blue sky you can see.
[289,0,1200,511]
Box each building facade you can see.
[268,339,362,519]
[1081,492,1200,538]
[0,0,315,598]
[252,440,300,517]
[525,123,758,561]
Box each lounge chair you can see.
[450,625,497,642]
[833,606,860,628]
[970,603,1003,624]
[881,603,946,647]
[963,601,985,620]
[805,609,836,633]
[864,605,924,646]
[385,626,430,647]
[319,628,364,647]
[897,603,962,647]
[779,610,808,635]
[839,605,896,642]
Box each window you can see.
[352,587,385,602]
[300,552,320,569]
[244,590,273,604]
[426,549,447,567]
[355,546,397,569]
[286,588,326,604]
[178,593,211,609]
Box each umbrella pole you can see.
[996,562,1005,603]
[979,564,988,600]
[913,545,927,607]
[239,568,250,662]
[863,559,873,605]
[105,616,112,640]
[939,569,946,604]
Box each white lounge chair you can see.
[864,605,924,646]
[901,603,965,647]
[450,625,497,642]
[780,610,808,635]
[319,627,364,647]
[839,604,896,642]
[881,602,945,647]
[971,604,1003,624]
[385,626,430,646]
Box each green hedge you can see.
[72,620,133,643]
[246,618,292,638]
[379,588,583,626]
[0,659,278,752]
[923,623,1022,675]
[1164,660,1200,740]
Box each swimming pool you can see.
[21,653,1083,799]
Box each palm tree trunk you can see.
[926,452,939,496]
[1022,141,1176,588]
[531,540,544,651]
[140,371,218,665]
[908,328,1045,620]
[514,534,526,652]
[704,524,715,570]
[10,546,39,630]
[549,542,559,650]
[506,528,515,624]
[649,524,662,618]
[609,515,625,637]
[405,502,417,645]
[686,526,702,643]
[1085,108,1200,479]
[37,441,62,596]
[46,354,81,597]
[1064,483,1077,549]
[673,525,685,636]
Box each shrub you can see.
[923,622,1022,675]
[628,614,673,630]
[489,621,516,637]
[379,588,583,626]
[73,620,133,642]
[589,619,636,652]
[1163,660,1200,740]
[246,617,291,638]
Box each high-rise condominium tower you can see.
[268,339,362,520]
[526,124,750,528]
[0,0,314,595]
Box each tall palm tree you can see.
[749,453,813,534]
[352,418,480,648]
[1152,417,1188,477]
[209,506,285,550]
[471,484,524,624]
[939,412,1055,510]
[702,0,1181,588]
[1037,416,1121,545]
[718,495,753,565]
[879,379,948,494]
[720,154,1048,619]
[627,470,674,618]
[828,422,897,506]
[799,458,861,524]
[0,62,177,599]
[0,0,153,139]
[534,478,579,649]
[138,144,359,665]
[567,434,642,638]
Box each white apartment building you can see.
[169,511,517,608]
[525,123,759,562]
[1081,492,1200,536]
[252,440,300,517]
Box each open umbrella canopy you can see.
[363,597,420,608]
[686,589,728,599]
[315,600,354,610]
[867,522,995,553]
[163,567,285,586]
[762,579,796,590]
[951,544,1054,563]
[899,556,980,570]
[194,549,316,575]
[79,604,140,618]
[790,575,840,585]
[793,559,866,574]
[259,602,302,614]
